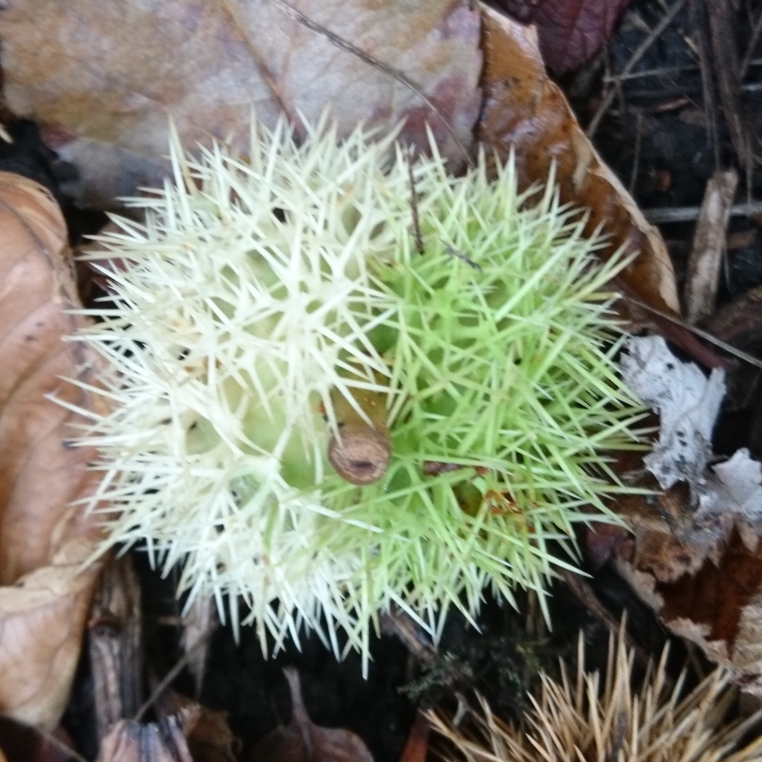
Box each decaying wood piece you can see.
[684,169,738,324]
[88,554,143,743]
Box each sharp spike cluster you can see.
[72,115,646,670]
[430,631,762,762]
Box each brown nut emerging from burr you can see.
[327,387,391,485]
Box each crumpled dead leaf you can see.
[708,450,762,520]
[4,0,687,360]
[248,668,373,762]
[0,0,481,207]
[619,337,762,541]
[0,171,105,729]
[2,0,690,370]
[621,336,726,492]
[609,499,762,692]
[495,0,632,72]
[604,337,762,691]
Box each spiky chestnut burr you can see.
[430,632,762,762]
[73,115,645,664]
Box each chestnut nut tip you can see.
[328,425,392,486]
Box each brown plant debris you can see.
[607,337,762,691]
[474,4,732,371]
[95,708,198,762]
[684,169,739,325]
[0,171,105,730]
[88,554,143,744]
[247,668,374,762]
[430,630,762,762]
[154,690,238,762]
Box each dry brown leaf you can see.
[0,171,105,729]
[608,486,762,692]
[478,4,678,317]
[96,709,198,762]
[495,0,632,72]
[595,340,762,690]
[248,668,373,762]
[185,705,237,762]
[478,5,735,368]
[157,690,238,762]
[0,0,481,207]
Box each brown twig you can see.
[690,0,721,170]
[628,109,644,194]
[643,200,762,222]
[603,62,698,82]
[444,245,481,271]
[740,7,762,78]
[683,168,738,324]
[408,153,424,255]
